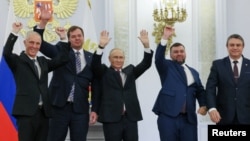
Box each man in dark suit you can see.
[206,34,250,125]
[152,26,207,141]
[91,30,153,141]
[3,22,69,141]
[33,6,100,141]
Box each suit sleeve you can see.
[90,78,101,114]
[194,72,207,107]
[3,33,19,69]
[155,43,167,74]
[90,51,107,114]
[47,42,70,72]
[133,50,153,79]
[91,51,106,79]
[33,25,59,58]
[205,61,218,109]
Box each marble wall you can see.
[1,0,249,141]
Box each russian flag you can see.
[0,0,18,139]
[0,57,18,141]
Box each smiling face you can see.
[170,42,186,65]
[227,37,244,60]
[24,31,41,58]
[109,48,125,70]
[67,26,84,50]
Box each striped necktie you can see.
[75,51,81,73]
[68,51,82,102]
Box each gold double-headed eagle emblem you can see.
[12,0,78,43]
[12,0,95,103]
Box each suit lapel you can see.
[224,57,237,84]
[238,58,249,83]
[20,52,40,79]
[67,50,77,73]
[186,65,197,83]
[36,57,43,79]
[174,63,187,84]
[110,67,123,87]
[83,50,92,65]
[67,49,91,74]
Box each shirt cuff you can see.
[208,107,217,113]
[11,32,18,36]
[36,25,43,29]
[144,48,151,53]
[96,48,103,55]
[160,38,168,46]
[60,37,68,42]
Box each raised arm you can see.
[98,30,112,49]
[138,29,150,48]
[3,22,23,58]
[2,22,23,69]
[155,26,175,70]
[33,3,62,58]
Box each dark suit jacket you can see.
[152,43,206,124]
[3,33,69,117]
[34,27,99,114]
[91,50,153,123]
[206,56,250,124]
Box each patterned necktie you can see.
[75,51,81,73]
[68,52,81,102]
[233,60,239,83]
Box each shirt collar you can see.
[72,49,82,55]
[229,56,243,64]
[27,55,37,60]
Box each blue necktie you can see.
[75,51,81,73]
[68,52,81,102]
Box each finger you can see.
[15,22,22,27]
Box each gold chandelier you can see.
[152,0,187,53]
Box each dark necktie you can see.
[32,59,39,78]
[116,70,126,114]
[116,70,123,85]
[233,60,239,82]
[32,59,42,105]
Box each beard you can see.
[173,59,185,65]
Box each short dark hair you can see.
[170,42,185,51]
[67,26,84,38]
[226,34,244,46]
